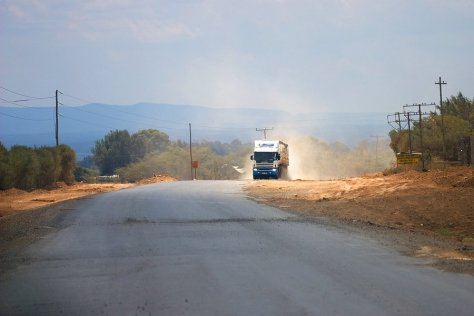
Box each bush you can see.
[0,143,77,190]
[57,144,76,184]
[74,167,99,183]
[9,145,39,190]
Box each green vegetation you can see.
[74,166,99,183]
[0,143,76,190]
[389,92,473,161]
[89,129,251,181]
[435,227,452,237]
[116,139,251,181]
[92,129,170,175]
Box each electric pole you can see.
[189,123,193,180]
[256,127,273,140]
[435,77,447,163]
[387,112,404,133]
[403,103,436,171]
[405,111,413,153]
[370,135,382,170]
[55,90,62,146]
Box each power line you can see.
[59,102,183,131]
[0,96,54,104]
[0,97,46,109]
[0,111,52,121]
[59,114,118,130]
[0,86,53,100]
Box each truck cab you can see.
[250,140,288,179]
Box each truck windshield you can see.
[254,152,277,162]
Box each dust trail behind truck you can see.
[250,140,289,179]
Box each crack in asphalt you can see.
[123,216,303,225]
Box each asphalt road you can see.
[1,181,473,315]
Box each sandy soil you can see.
[246,166,474,272]
[0,175,176,218]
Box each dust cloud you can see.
[243,131,395,180]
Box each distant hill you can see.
[0,103,391,159]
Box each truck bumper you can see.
[253,168,279,179]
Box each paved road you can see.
[1,181,473,315]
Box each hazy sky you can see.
[1,0,473,112]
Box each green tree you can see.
[92,130,132,175]
[9,145,39,190]
[388,112,471,161]
[35,146,60,187]
[426,115,470,160]
[0,142,13,190]
[442,92,474,129]
[131,129,170,161]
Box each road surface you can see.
[1,181,473,315]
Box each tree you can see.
[57,144,76,184]
[130,129,170,161]
[389,129,411,154]
[442,92,474,129]
[92,130,132,175]
[433,115,470,160]
[0,142,12,190]
[388,112,471,161]
[9,145,39,190]
[35,146,60,187]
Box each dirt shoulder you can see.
[245,166,474,274]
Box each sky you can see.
[1,0,473,113]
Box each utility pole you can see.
[370,135,382,170]
[405,111,413,153]
[256,127,273,140]
[435,77,447,163]
[55,90,62,146]
[189,123,193,180]
[387,112,404,133]
[403,103,435,171]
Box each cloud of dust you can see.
[239,154,254,180]
[244,130,394,180]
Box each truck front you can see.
[250,140,281,179]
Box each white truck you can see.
[250,140,289,179]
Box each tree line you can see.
[0,144,76,190]
[87,128,250,181]
[389,92,473,161]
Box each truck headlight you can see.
[272,168,277,172]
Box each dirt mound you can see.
[453,175,474,188]
[137,175,177,185]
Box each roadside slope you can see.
[246,167,474,272]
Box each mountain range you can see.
[1,103,391,159]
